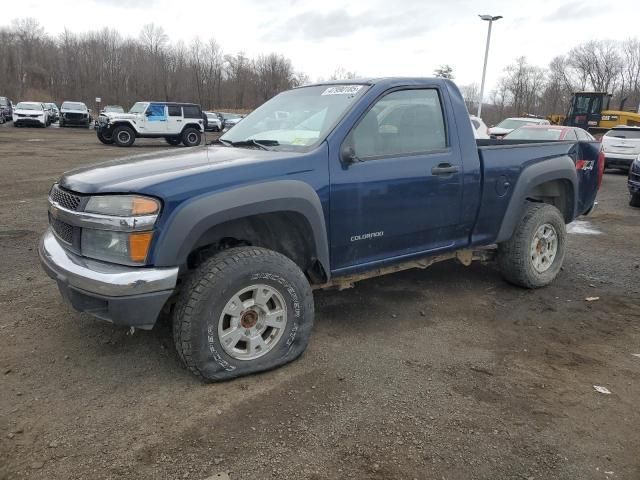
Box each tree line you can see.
[457,39,640,125]
[0,18,308,111]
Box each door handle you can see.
[431,163,459,175]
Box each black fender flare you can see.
[152,180,330,277]
[496,155,578,243]
[181,123,204,134]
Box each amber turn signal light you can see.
[128,231,153,262]
[132,197,160,215]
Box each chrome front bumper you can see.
[39,229,178,328]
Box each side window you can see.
[147,103,166,121]
[471,119,480,130]
[183,105,202,118]
[576,129,590,141]
[168,105,182,117]
[348,89,447,159]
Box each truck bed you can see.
[471,139,603,247]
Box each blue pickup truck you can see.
[39,78,603,381]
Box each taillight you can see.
[597,149,605,189]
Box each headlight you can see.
[81,229,153,265]
[85,195,160,216]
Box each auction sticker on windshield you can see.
[321,86,363,96]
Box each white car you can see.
[470,115,489,139]
[489,117,550,139]
[204,111,223,132]
[13,102,49,128]
[601,126,640,171]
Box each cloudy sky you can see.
[8,0,639,93]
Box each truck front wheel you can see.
[181,127,201,147]
[113,126,136,147]
[172,247,314,381]
[497,202,566,289]
[97,129,114,144]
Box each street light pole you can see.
[477,14,502,118]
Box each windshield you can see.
[222,113,242,119]
[16,103,43,111]
[206,113,218,119]
[0,97,9,106]
[105,105,124,113]
[128,102,147,114]
[46,103,58,109]
[496,119,541,129]
[61,102,87,111]
[605,128,640,139]
[221,84,368,150]
[506,128,563,141]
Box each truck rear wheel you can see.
[630,193,640,208]
[113,125,135,147]
[181,127,201,147]
[172,247,314,381]
[497,202,566,289]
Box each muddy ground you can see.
[0,124,639,480]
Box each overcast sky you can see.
[8,0,639,94]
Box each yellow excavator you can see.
[550,92,640,135]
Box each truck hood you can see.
[102,112,139,121]
[61,109,88,114]
[59,146,303,195]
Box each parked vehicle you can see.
[601,126,640,171]
[204,111,223,132]
[96,101,204,147]
[60,101,91,128]
[39,78,603,381]
[220,112,243,130]
[628,157,640,207]
[45,103,59,124]
[562,91,640,135]
[504,125,595,141]
[489,117,550,139]
[0,96,13,123]
[13,102,49,127]
[470,115,489,139]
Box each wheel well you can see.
[186,212,327,283]
[526,179,574,222]
[181,123,202,134]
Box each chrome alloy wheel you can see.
[530,223,558,273]
[217,284,287,360]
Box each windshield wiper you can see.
[227,139,280,151]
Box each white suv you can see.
[96,102,205,147]
[13,102,49,128]
[601,126,640,171]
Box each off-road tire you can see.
[497,202,566,289]
[97,129,113,144]
[172,247,314,381]
[112,125,136,147]
[59,120,65,127]
[630,193,640,208]
[165,136,181,146]
[181,127,201,147]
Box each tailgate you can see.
[574,141,604,215]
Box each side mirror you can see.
[88,109,92,113]
[145,110,152,117]
[340,143,360,165]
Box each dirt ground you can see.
[1,124,639,480]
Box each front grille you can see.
[50,216,73,244]
[65,113,85,120]
[50,185,81,211]
[631,172,640,182]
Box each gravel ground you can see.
[1,124,639,480]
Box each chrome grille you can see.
[50,185,81,211]
[50,216,73,244]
